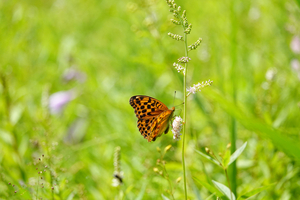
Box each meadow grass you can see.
[0,0,300,199]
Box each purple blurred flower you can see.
[64,118,87,144]
[49,90,76,114]
[291,59,300,71]
[290,36,300,54]
[62,67,86,83]
[291,59,300,80]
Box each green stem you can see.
[161,153,175,199]
[0,73,11,120]
[229,0,238,196]
[163,164,175,200]
[225,169,233,200]
[182,31,188,200]
[36,175,39,200]
[229,119,237,195]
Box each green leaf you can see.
[193,177,224,197]
[212,180,236,200]
[222,150,231,169]
[191,176,203,200]
[228,142,247,166]
[161,194,170,200]
[195,149,220,166]
[205,193,217,200]
[202,89,300,161]
[135,182,147,200]
[237,183,275,200]
[66,192,75,200]
[0,129,13,145]
[9,104,24,126]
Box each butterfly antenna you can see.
[175,102,184,107]
[173,91,176,107]
[173,91,184,108]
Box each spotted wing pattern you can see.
[129,95,175,142]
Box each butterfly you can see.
[129,95,175,142]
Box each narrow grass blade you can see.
[237,183,275,200]
[193,177,224,197]
[222,150,231,168]
[161,194,170,200]
[228,142,247,166]
[202,89,300,161]
[212,180,236,200]
[195,150,220,166]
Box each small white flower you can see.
[172,116,183,141]
[265,69,276,81]
[112,172,123,187]
[112,177,120,187]
[186,80,213,96]
[178,57,191,63]
[112,146,123,187]
[173,62,185,75]
[187,86,197,94]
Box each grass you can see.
[0,0,300,199]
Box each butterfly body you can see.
[129,95,175,142]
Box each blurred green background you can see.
[1,0,300,199]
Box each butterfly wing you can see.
[129,95,175,142]
[148,109,175,142]
[137,117,157,140]
[130,95,169,119]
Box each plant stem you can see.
[229,118,237,194]
[160,152,175,199]
[0,73,11,120]
[225,169,233,200]
[229,0,238,196]
[36,175,39,200]
[182,31,188,200]
[163,165,175,200]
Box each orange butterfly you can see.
[129,95,175,142]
